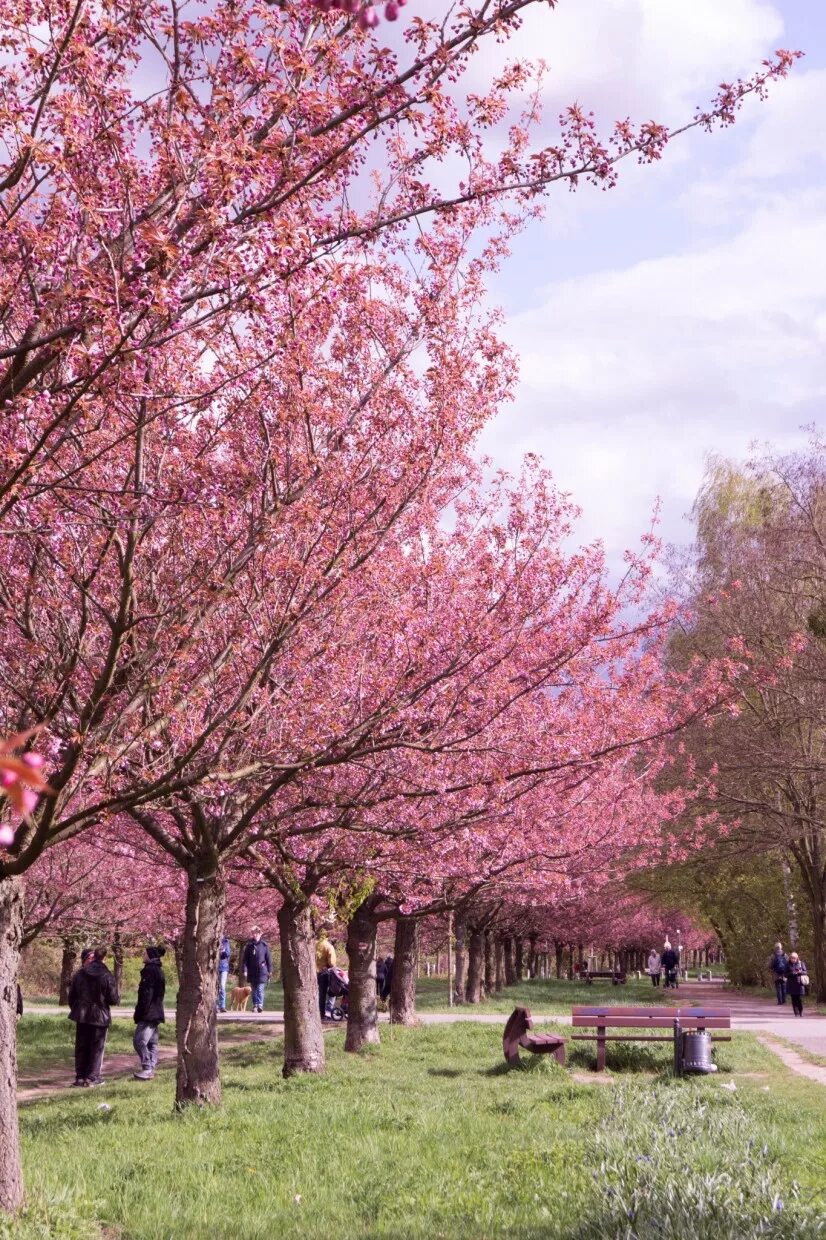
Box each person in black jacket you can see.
[68,946,119,1086]
[241,926,272,1013]
[133,945,167,1080]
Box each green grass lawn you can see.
[8,1022,826,1240]
[415,974,672,1014]
[16,1017,176,1079]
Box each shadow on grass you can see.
[427,1067,464,1079]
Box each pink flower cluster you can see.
[0,735,49,846]
[308,0,407,28]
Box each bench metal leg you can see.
[596,1029,606,1072]
[673,1018,682,1077]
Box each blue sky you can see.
[470,0,826,567]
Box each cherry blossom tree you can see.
[0,0,799,1211]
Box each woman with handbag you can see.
[785,952,809,1017]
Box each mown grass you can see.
[7,1021,826,1240]
[415,974,673,1014]
[16,1017,174,1078]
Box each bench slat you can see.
[572,1015,730,1029]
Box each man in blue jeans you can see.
[217,934,231,1013]
[242,927,272,1013]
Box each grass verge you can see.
[7,1023,826,1239]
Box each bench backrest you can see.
[571,1005,730,1030]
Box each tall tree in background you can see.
[668,439,826,1000]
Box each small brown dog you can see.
[229,985,252,1011]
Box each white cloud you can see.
[478,187,826,557]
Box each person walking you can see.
[316,930,337,1020]
[381,954,394,1003]
[647,949,662,987]
[785,952,809,1017]
[768,941,789,1005]
[217,934,231,1013]
[242,926,272,1013]
[661,941,679,990]
[68,946,119,1087]
[133,945,166,1080]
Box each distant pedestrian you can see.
[647,949,662,988]
[768,941,789,1005]
[376,955,387,997]
[661,941,679,989]
[242,927,272,1013]
[217,934,231,1013]
[381,954,394,1003]
[133,945,166,1080]
[785,952,809,1017]
[316,931,337,1020]
[68,946,119,1087]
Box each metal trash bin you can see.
[681,1030,717,1074]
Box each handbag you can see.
[801,973,810,987]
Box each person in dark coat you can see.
[376,956,387,998]
[133,945,166,1080]
[68,946,119,1086]
[241,926,272,1013]
[381,955,394,1003]
[784,952,809,1017]
[661,942,679,989]
[768,942,789,1005]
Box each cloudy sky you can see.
[471,0,826,567]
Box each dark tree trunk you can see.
[236,938,246,983]
[554,941,563,979]
[810,890,826,1004]
[171,937,183,984]
[514,938,524,982]
[0,875,24,1213]
[345,901,380,1052]
[578,944,585,975]
[453,917,467,1005]
[465,928,484,1003]
[175,866,224,1108]
[59,937,77,1006]
[390,916,419,1025]
[484,930,495,996]
[112,928,124,996]
[278,897,325,1077]
[504,937,516,986]
[495,938,506,991]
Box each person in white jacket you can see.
[647,949,662,987]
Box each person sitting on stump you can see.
[133,945,166,1080]
[68,946,119,1087]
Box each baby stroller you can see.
[326,966,349,1021]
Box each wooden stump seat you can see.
[503,1006,566,1067]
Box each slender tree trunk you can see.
[514,937,524,982]
[465,928,484,1003]
[484,931,495,995]
[502,936,515,986]
[175,866,224,1108]
[453,917,467,1004]
[112,928,124,995]
[236,938,246,983]
[278,897,325,1077]
[59,937,77,1006]
[554,941,563,979]
[171,937,183,984]
[810,889,826,1005]
[578,944,585,975]
[0,875,24,1213]
[345,901,380,1052]
[390,916,419,1026]
[781,854,799,949]
[495,938,505,991]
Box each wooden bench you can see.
[571,1005,731,1072]
[583,970,627,986]
[503,1006,566,1067]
